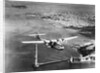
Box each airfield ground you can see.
[5,18,95,72]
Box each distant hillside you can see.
[5,1,95,28]
[40,11,95,28]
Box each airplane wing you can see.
[62,36,78,41]
[22,36,78,44]
[50,36,78,42]
[22,41,44,44]
[22,39,50,44]
[42,36,78,45]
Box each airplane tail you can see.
[27,32,45,40]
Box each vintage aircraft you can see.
[22,33,78,50]
[21,33,78,67]
[75,40,95,57]
[69,40,95,63]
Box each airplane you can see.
[22,33,78,50]
[69,40,95,63]
[75,40,95,57]
[21,33,78,68]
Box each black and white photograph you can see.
[5,0,95,73]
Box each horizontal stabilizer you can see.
[28,33,45,36]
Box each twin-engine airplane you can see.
[69,40,95,63]
[22,33,78,50]
[21,33,78,67]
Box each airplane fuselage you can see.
[45,41,64,50]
